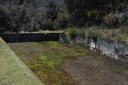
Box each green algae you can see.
[47,41,60,45]
[8,41,87,85]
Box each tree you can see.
[64,0,128,27]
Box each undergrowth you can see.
[66,26,128,43]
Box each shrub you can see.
[75,28,86,37]
[66,26,128,43]
[85,28,103,38]
[65,27,77,39]
[103,13,119,27]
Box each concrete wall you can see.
[69,36,128,62]
[0,33,62,42]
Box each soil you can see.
[63,55,128,85]
[8,41,128,85]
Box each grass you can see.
[47,41,60,45]
[0,37,44,85]
[39,55,48,61]
[66,26,128,43]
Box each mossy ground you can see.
[8,41,87,85]
[8,41,128,85]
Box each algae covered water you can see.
[8,41,128,85]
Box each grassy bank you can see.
[66,26,128,43]
[0,37,44,85]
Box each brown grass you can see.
[66,26,128,43]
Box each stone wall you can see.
[70,36,128,62]
[0,33,62,42]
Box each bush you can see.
[66,27,77,39]
[103,13,119,27]
[66,26,128,43]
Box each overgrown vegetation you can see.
[0,0,128,43]
[8,41,87,85]
[64,0,128,27]
[8,41,128,85]
[0,0,127,33]
[66,26,128,43]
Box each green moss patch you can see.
[8,41,87,85]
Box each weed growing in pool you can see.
[47,41,59,45]
[39,55,48,61]
[8,41,88,85]
[37,55,63,69]
[60,52,67,56]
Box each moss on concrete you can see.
[7,40,128,85]
[8,41,87,85]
